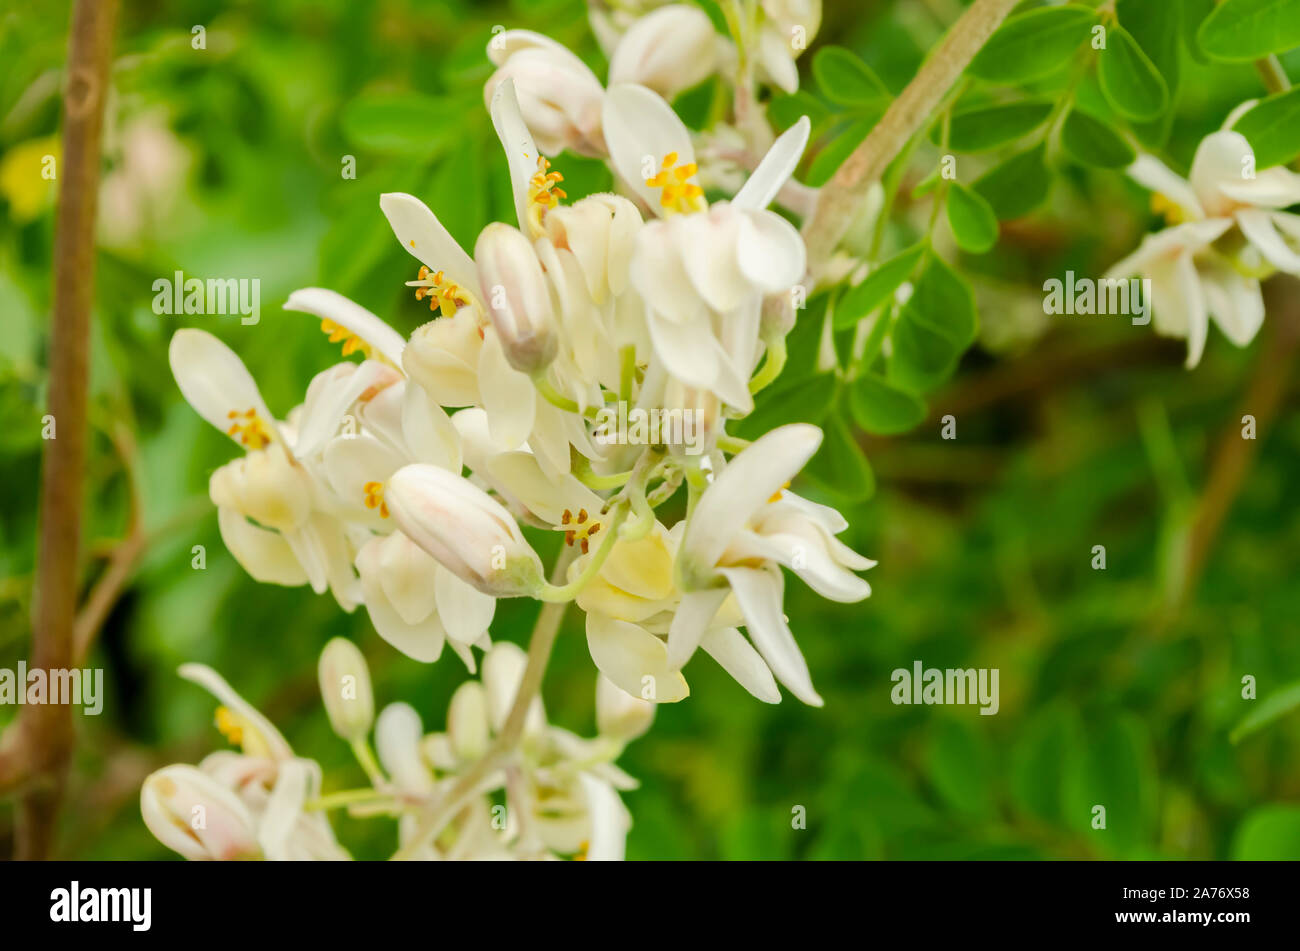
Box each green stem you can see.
[305,787,393,812]
[748,336,788,394]
[350,737,386,787]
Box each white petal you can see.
[735,116,810,211]
[322,433,407,518]
[169,329,274,442]
[1237,208,1300,274]
[678,207,749,312]
[718,566,822,706]
[602,83,697,216]
[585,614,689,703]
[477,330,537,449]
[736,208,807,291]
[1190,130,1256,217]
[401,380,462,471]
[681,423,823,573]
[177,663,295,759]
[379,192,483,299]
[376,702,435,794]
[630,219,708,324]
[490,78,541,233]
[579,773,630,861]
[217,506,309,586]
[284,288,406,367]
[1201,265,1265,347]
[434,566,497,645]
[700,625,781,703]
[1128,155,1203,220]
[295,360,396,459]
[666,587,729,669]
[258,758,311,861]
[646,311,721,388]
[1218,167,1300,208]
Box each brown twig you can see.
[801,0,1021,272]
[0,0,119,859]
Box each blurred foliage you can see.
[1,0,1298,859]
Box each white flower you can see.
[475,221,559,374]
[755,0,822,93]
[1107,128,1300,367]
[672,424,875,706]
[142,664,349,861]
[318,637,375,742]
[602,83,810,411]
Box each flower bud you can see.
[609,5,720,101]
[141,765,261,861]
[447,681,491,761]
[485,33,606,157]
[596,673,656,741]
[386,464,544,597]
[475,223,557,374]
[317,638,374,741]
[375,702,435,795]
[482,642,546,736]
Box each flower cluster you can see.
[145,3,871,860]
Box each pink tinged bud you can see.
[608,5,720,101]
[318,638,374,741]
[386,464,544,597]
[141,765,261,861]
[475,223,557,374]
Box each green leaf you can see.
[946,183,999,253]
[768,90,832,131]
[1010,706,1082,824]
[973,143,1050,220]
[833,243,925,330]
[1182,0,1218,64]
[1233,86,1300,167]
[812,46,891,106]
[848,372,928,434]
[923,719,996,818]
[1230,679,1300,743]
[340,91,459,155]
[735,371,839,440]
[1119,0,1182,147]
[1098,25,1169,121]
[1197,0,1300,61]
[1232,805,1300,859]
[909,252,979,347]
[1061,108,1137,168]
[805,413,875,501]
[807,119,876,187]
[945,100,1053,152]
[968,5,1097,84]
[1061,715,1157,853]
[886,252,978,392]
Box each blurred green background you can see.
[2,0,1298,859]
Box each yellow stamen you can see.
[215,706,244,746]
[527,153,567,235]
[319,318,378,361]
[406,265,473,318]
[559,507,602,555]
[225,408,273,449]
[645,152,706,215]
[769,481,791,503]
[363,480,389,518]
[1151,193,1186,225]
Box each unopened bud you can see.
[141,765,261,861]
[475,223,557,374]
[387,464,544,597]
[447,681,491,761]
[609,5,720,100]
[317,638,374,741]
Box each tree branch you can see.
[0,0,119,859]
[801,0,1020,273]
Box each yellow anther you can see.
[574,840,590,861]
[319,318,376,361]
[769,481,791,504]
[225,408,273,449]
[527,154,567,234]
[363,480,389,518]
[1151,193,1186,225]
[559,507,601,554]
[215,706,244,746]
[645,152,706,215]
[407,265,473,317]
